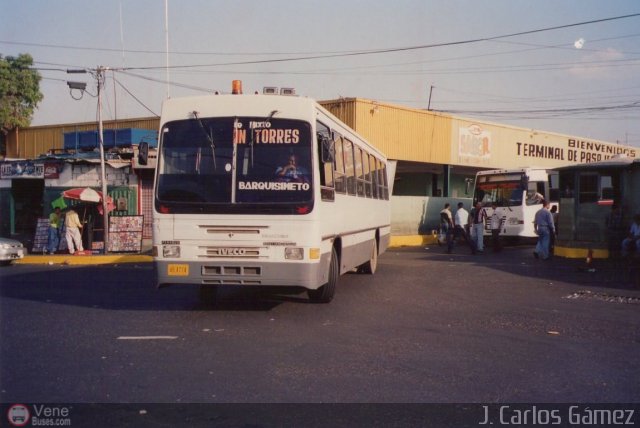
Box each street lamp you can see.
[66,67,110,253]
[66,81,87,100]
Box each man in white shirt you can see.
[65,208,84,255]
[453,202,475,254]
[440,203,454,253]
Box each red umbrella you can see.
[62,187,115,214]
[62,187,101,202]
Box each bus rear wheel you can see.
[308,247,338,303]
[358,239,378,274]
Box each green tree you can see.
[0,53,43,155]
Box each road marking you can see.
[116,336,178,340]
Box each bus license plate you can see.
[168,264,189,276]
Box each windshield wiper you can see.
[191,111,216,170]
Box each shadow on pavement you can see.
[413,244,640,290]
[0,264,311,312]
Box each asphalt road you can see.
[1,246,639,411]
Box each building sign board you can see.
[453,120,638,169]
[0,161,44,179]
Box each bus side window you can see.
[526,182,544,205]
[363,152,373,198]
[379,160,389,200]
[316,122,334,185]
[333,135,346,194]
[354,145,365,197]
[344,138,356,196]
[370,154,379,199]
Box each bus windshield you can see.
[474,173,526,208]
[157,117,313,214]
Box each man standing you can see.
[534,200,555,260]
[453,202,475,253]
[65,208,84,255]
[47,207,61,254]
[621,214,640,257]
[490,202,504,252]
[440,203,454,253]
[471,202,487,253]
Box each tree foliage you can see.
[0,53,43,135]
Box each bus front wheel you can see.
[308,247,338,303]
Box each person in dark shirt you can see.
[533,200,555,260]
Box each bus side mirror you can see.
[138,142,149,166]
[321,136,335,164]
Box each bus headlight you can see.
[285,247,304,260]
[163,245,181,258]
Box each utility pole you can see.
[96,66,110,253]
[67,66,110,253]
[427,85,434,111]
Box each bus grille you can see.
[199,246,262,258]
[201,265,262,285]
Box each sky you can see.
[2,0,640,147]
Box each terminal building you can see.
[1,97,638,248]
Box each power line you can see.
[25,12,638,71]
[4,12,639,66]
[129,13,640,70]
[111,76,160,117]
[437,101,640,116]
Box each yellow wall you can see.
[321,98,452,163]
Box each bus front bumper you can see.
[155,256,330,290]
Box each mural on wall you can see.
[458,124,491,165]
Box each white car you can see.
[0,237,25,265]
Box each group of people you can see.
[46,207,85,255]
[440,198,640,260]
[439,201,505,255]
[440,199,559,259]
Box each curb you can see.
[389,234,439,247]
[16,254,153,265]
[15,238,608,264]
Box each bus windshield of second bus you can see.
[473,168,558,237]
[474,170,557,208]
[157,116,313,214]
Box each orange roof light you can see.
[232,80,243,95]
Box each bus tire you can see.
[308,247,338,303]
[199,285,218,304]
[358,239,378,274]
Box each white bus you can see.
[151,83,391,303]
[473,167,559,238]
